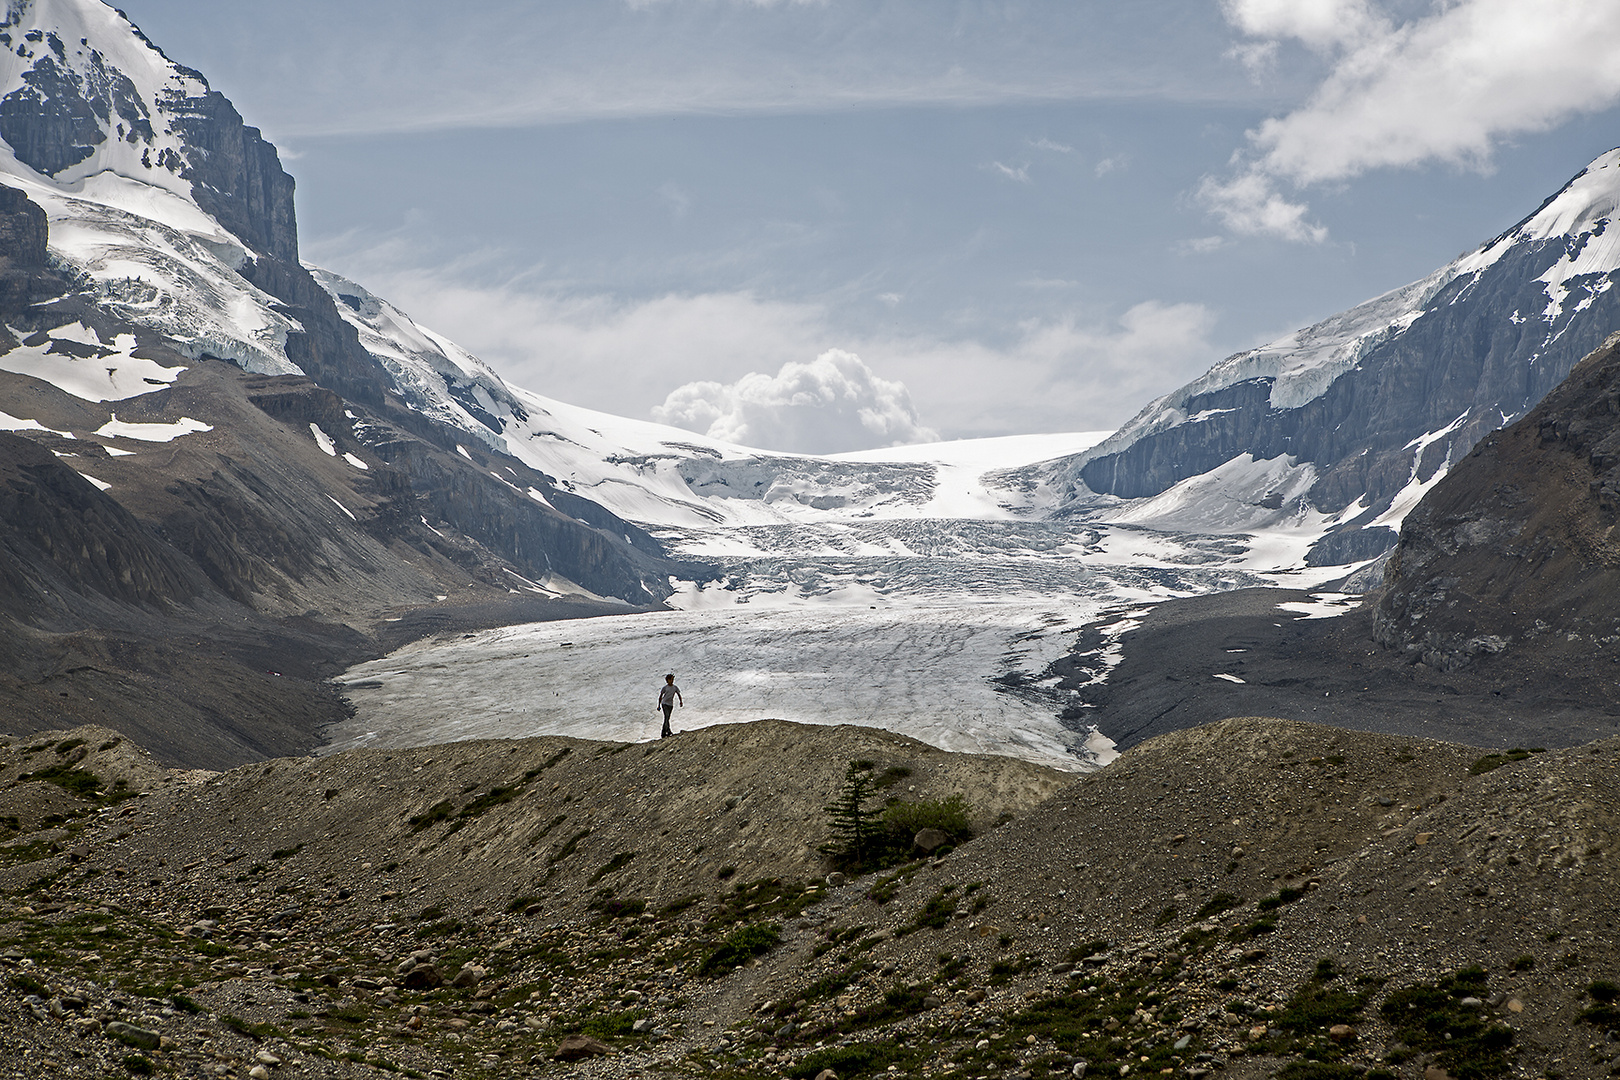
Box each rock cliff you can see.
[1376,331,1620,670]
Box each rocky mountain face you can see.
[1024,149,1620,566]
[1376,330,1620,671]
[0,0,696,764]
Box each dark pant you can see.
[661,704,674,737]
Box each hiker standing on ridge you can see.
[657,673,683,738]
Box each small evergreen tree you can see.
[821,761,883,870]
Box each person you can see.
[657,673,683,738]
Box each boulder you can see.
[553,1034,612,1061]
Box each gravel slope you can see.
[0,718,1614,1080]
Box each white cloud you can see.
[1198,170,1327,244]
[1206,0,1620,240]
[1221,0,1383,53]
[1177,235,1228,255]
[989,161,1031,183]
[313,237,1221,443]
[1031,138,1075,154]
[653,349,937,453]
[1093,154,1127,178]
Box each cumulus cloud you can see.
[653,350,936,454]
[310,236,1222,445]
[1206,0,1620,241]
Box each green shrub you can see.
[698,922,781,977]
[904,890,958,931]
[1276,1064,1360,1080]
[20,762,102,798]
[407,800,454,832]
[882,795,971,845]
[788,1041,908,1078]
[1380,967,1514,1078]
[1195,892,1241,918]
[588,851,638,885]
[1066,940,1109,962]
[548,829,592,865]
[1580,979,1620,1032]
[873,765,913,789]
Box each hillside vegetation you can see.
[0,717,1614,1080]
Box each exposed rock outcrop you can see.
[0,182,65,309]
[1376,331,1620,669]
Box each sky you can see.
[116,0,1620,453]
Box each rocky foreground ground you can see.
[0,717,1615,1080]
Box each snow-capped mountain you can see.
[1014,148,1620,567]
[9,0,1620,769]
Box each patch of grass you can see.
[716,864,736,880]
[1579,979,1620,1032]
[1277,972,1362,1034]
[656,893,701,920]
[1257,887,1306,911]
[270,843,303,860]
[527,813,567,846]
[506,895,541,914]
[406,799,454,833]
[122,1054,154,1075]
[1468,748,1539,775]
[866,862,922,905]
[698,922,781,977]
[787,1040,914,1079]
[548,828,592,865]
[55,738,86,753]
[1231,887,1305,939]
[707,877,821,927]
[587,851,637,885]
[20,762,102,798]
[1276,1064,1360,1080]
[778,962,874,1015]
[457,783,522,818]
[1065,939,1109,963]
[221,1014,280,1039]
[1380,966,1514,1079]
[523,747,572,780]
[588,893,646,922]
[901,889,958,933]
[1510,954,1535,971]
[881,794,971,849]
[873,765,912,789]
[10,972,49,996]
[1153,905,1179,927]
[841,982,932,1029]
[988,954,1039,984]
[413,917,463,939]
